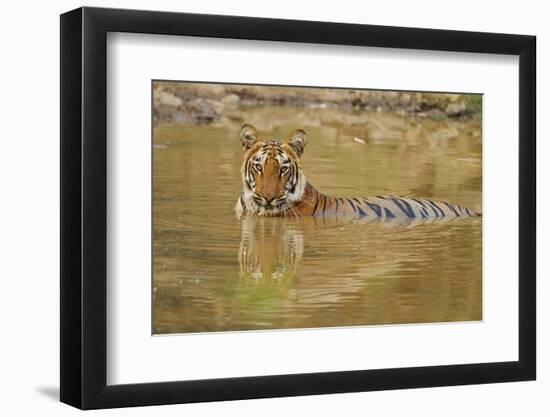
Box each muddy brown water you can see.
[153,107,482,334]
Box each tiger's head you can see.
[239,124,307,216]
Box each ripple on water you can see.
[153,115,482,334]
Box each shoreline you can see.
[153,82,482,126]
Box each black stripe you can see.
[444,201,461,217]
[311,193,320,215]
[346,198,358,212]
[414,198,439,217]
[411,198,428,209]
[366,202,382,217]
[288,165,296,194]
[427,200,446,218]
[335,198,339,213]
[356,206,368,218]
[240,193,246,213]
[384,208,396,218]
[289,181,296,194]
[390,197,415,218]
[321,194,328,216]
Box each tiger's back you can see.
[289,184,480,220]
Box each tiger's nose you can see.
[264,197,275,205]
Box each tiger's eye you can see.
[280,166,288,174]
[255,163,263,171]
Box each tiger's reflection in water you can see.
[237,213,473,285]
[231,212,481,329]
[238,216,304,283]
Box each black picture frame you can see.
[60,6,536,410]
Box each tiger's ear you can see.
[286,129,307,157]
[240,124,260,151]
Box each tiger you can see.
[235,124,481,221]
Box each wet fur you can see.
[235,124,480,220]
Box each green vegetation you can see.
[465,94,483,116]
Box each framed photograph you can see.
[60,6,536,409]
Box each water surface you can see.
[153,107,482,334]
